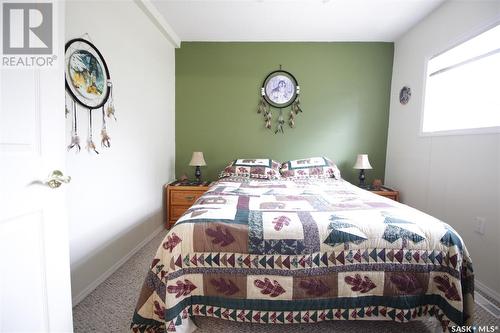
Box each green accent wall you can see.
[175,42,394,184]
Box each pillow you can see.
[280,157,341,179]
[219,159,281,180]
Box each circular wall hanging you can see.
[399,86,411,105]
[262,70,298,108]
[65,37,115,155]
[65,38,111,109]
[257,67,303,134]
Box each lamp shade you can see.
[353,154,372,170]
[189,152,206,166]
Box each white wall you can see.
[65,0,175,303]
[386,1,500,296]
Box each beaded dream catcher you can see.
[257,67,303,134]
[65,36,115,154]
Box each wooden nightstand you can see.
[165,181,211,229]
[368,186,400,202]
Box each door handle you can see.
[45,170,71,189]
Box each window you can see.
[422,23,500,134]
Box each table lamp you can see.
[189,151,206,183]
[353,154,372,188]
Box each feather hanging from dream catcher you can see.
[67,101,81,152]
[257,94,273,130]
[275,109,285,134]
[65,36,115,155]
[257,66,303,134]
[86,110,99,154]
[106,81,116,121]
[101,106,111,148]
[289,95,302,128]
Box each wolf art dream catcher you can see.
[65,37,115,154]
[257,67,303,134]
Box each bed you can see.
[131,176,474,333]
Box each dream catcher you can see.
[65,36,115,154]
[257,66,303,134]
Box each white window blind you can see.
[422,24,500,133]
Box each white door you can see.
[0,1,73,332]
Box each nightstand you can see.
[368,186,400,202]
[165,180,211,229]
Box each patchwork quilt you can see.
[131,177,474,333]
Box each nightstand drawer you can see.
[369,187,400,202]
[165,181,211,229]
[377,192,398,201]
[170,205,190,221]
[170,191,202,205]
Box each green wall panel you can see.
[175,42,394,184]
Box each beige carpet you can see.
[73,229,500,332]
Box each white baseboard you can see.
[476,279,500,304]
[72,225,164,306]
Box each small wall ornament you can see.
[257,66,303,134]
[65,36,115,154]
[399,86,411,105]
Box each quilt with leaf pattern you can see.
[131,177,474,333]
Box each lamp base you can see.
[358,169,367,188]
[194,166,202,183]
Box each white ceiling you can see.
[151,0,445,42]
